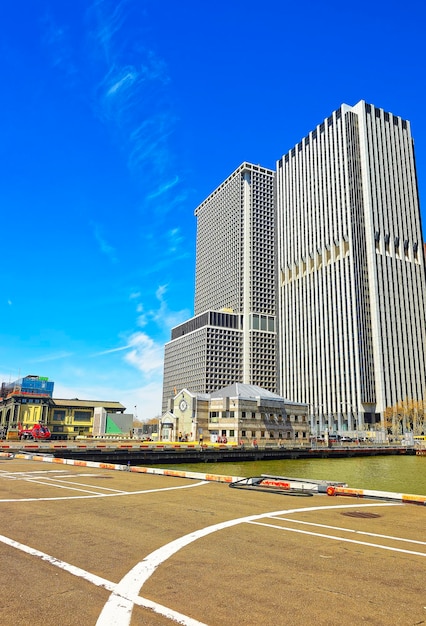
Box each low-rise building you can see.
[160,383,309,444]
[52,399,127,439]
[0,375,126,439]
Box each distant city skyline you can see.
[1,1,425,419]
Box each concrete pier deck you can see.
[0,439,416,464]
[0,454,425,625]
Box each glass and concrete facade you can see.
[162,163,276,412]
[162,311,243,411]
[276,100,426,433]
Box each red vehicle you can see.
[18,422,51,441]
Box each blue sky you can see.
[1,0,425,419]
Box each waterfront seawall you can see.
[0,440,416,465]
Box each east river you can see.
[160,455,426,496]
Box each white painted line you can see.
[96,502,396,626]
[41,478,127,493]
[0,469,68,476]
[248,521,426,557]
[22,479,109,495]
[0,533,206,626]
[0,532,114,589]
[1,470,126,492]
[0,480,208,503]
[270,516,426,546]
[0,470,69,480]
[47,473,105,478]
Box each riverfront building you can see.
[162,163,276,412]
[159,384,309,444]
[276,101,426,433]
[0,375,127,439]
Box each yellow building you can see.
[50,399,126,439]
[0,375,126,440]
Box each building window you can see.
[74,411,91,422]
[53,410,66,421]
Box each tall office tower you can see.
[276,100,426,433]
[162,162,276,412]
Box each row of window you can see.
[52,410,92,422]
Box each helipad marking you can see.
[248,521,426,557]
[270,516,426,546]
[96,501,397,626]
[14,477,112,495]
[19,476,126,494]
[0,480,208,502]
[0,533,206,625]
[41,478,126,493]
[0,469,69,479]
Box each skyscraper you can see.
[276,100,426,433]
[162,162,276,411]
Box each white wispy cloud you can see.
[87,0,188,221]
[106,66,138,96]
[166,227,184,253]
[124,331,164,375]
[147,175,180,200]
[150,284,190,331]
[41,12,78,81]
[92,345,130,356]
[91,222,117,263]
[127,113,176,174]
[138,49,170,84]
[29,352,74,363]
[42,1,191,221]
[94,284,188,372]
[90,0,128,62]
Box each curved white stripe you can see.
[0,533,206,625]
[97,502,397,625]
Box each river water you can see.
[160,455,426,496]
